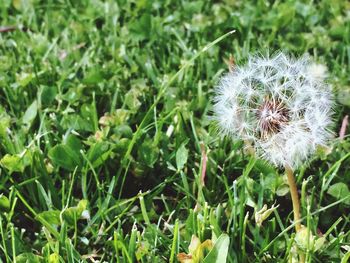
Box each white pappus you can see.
[212,52,334,169]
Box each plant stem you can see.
[285,165,301,232]
[286,165,305,263]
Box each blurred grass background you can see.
[0,0,350,262]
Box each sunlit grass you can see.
[0,0,349,262]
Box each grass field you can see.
[0,0,350,262]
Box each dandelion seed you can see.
[213,52,334,169]
[307,63,328,80]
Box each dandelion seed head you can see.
[213,52,334,169]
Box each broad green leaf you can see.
[17,72,34,87]
[61,115,94,132]
[62,207,78,226]
[41,86,57,107]
[48,253,60,263]
[0,150,32,174]
[62,199,88,226]
[0,195,10,212]
[22,100,38,128]
[77,199,88,213]
[115,138,131,155]
[36,210,61,226]
[0,154,24,173]
[137,138,159,168]
[66,134,82,151]
[16,253,41,263]
[83,67,103,85]
[176,143,188,171]
[125,88,142,112]
[87,141,110,168]
[203,234,230,263]
[129,14,152,41]
[327,182,350,205]
[48,144,82,171]
[114,125,133,139]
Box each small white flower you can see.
[213,52,334,169]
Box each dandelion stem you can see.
[286,165,305,263]
[285,165,301,232]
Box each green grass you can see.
[0,0,350,262]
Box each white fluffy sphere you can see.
[213,53,334,169]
